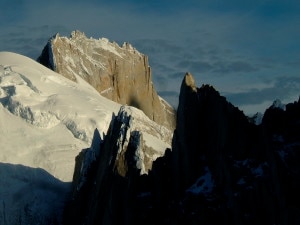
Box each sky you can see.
[0,0,299,115]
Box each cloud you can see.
[158,91,179,97]
[0,25,68,59]
[168,72,187,79]
[176,60,214,73]
[0,0,299,114]
[174,59,258,74]
[212,60,259,73]
[225,76,300,106]
[133,39,183,55]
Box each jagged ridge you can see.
[37,30,176,131]
[64,72,300,225]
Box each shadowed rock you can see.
[63,72,300,225]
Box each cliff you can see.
[63,73,300,225]
[170,73,298,224]
[37,31,175,131]
[64,106,172,225]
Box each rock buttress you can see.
[38,31,176,131]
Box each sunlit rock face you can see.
[38,30,176,131]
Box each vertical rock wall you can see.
[38,31,175,131]
[64,72,300,225]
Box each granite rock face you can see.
[37,31,175,131]
[64,106,172,225]
[64,72,300,225]
[170,73,300,224]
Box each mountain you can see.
[1,35,299,225]
[0,52,120,181]
[64,105,172,225]
[0,51,118,225]
[37,30,176,131]
[64,72,300,225]
[0,52,171,225]
[170,73,300,224]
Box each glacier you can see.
[0,51,172,225]
[0,52,121,224]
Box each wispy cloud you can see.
[0,0,299,114]
[226,76,300,110]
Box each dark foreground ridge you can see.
[64,72,300,225]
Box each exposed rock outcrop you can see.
[64,72,300,225]
[37,31,175,131]
[170,73,300,224]
[64,105,172,225]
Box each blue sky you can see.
[0,0,299,114]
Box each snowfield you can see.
[0,51,172,225]
[0,52,121,224]
[0,52,121,181]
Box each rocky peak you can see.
[171,73,300,224]
[109,105,172,176]
[70,30,87,39]
[37,31,176,131]
[182,72,197,92]
[65,105,172,225]
[63,72,300,225]
[175,72,250,192]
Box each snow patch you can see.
[271,99,286,111]
[143,132,169,161]
[131,131,146,174]
[69,30,125,59]
[96,38,125,58]
[113,106,172,175]
[251,163,267,178]
[100,87,114,95]
[186,167,215,196]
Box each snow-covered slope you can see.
[0,52,121,181]
[0,52,122,224]
[0,51,172,225]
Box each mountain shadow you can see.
[0,163,71,225]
